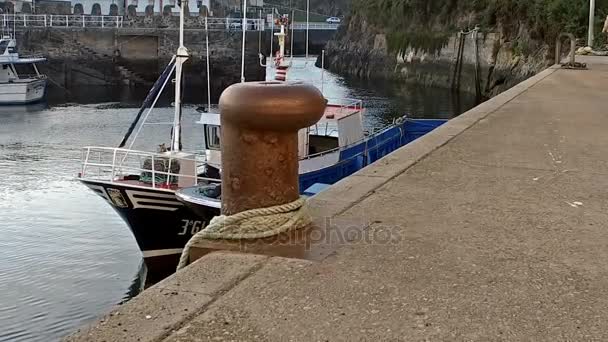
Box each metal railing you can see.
[209,18,264,31]
[1,14,124,28]
[326,97,364,115]
[0,14,270,31]
[80,147,219,189]
[15,73,47,80]
[290,23,339,30]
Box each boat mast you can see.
[305,0,309,63]
[205,14,211,112]
[240,0,247,82]
[171,0,189,152]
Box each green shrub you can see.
[353,0,608,54]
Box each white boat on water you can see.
[0,35,47,105]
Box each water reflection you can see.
[0,103,48,116]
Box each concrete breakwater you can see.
[16,28,266,95]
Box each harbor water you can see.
[0,59,477,341]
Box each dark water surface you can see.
[0,59,476,342]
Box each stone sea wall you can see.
[320,14,552,100]
[16,28,265,93]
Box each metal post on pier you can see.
[82,16,85,27]
[65,15,68,28]
[49,14,52,27]
[219,82,325,215]
[588,0,596,46]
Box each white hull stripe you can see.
[143,248,184,258]
[126,190,183,211]
[131,192,177,199]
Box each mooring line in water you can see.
[452,26,482,101]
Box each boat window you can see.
[0,40,8,55]
[308,135,339,155]
[8,46,17,53]
[205,125,221,150]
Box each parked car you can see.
[229,22,242,31]
[326,17,341,24]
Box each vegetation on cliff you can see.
[353,0,608,55]
[270,0,350,18]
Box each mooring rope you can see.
[176,197,311,270]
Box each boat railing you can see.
[17,74,47,80]
[80,146,220,189]
[326,97,364,116]
[20,54,45,59]
[300,117,407,161]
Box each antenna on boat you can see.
[12,11,16,39]
[289,9,294,66]
[305,0,309,65]
[240,0,247,83]
[269,9,274,66]
[257,9,262,60]
[205,13,211,112]
[170,0,189,152]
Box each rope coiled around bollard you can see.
[176,197,311,270]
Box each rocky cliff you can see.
[321,0,608,99]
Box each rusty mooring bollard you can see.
[219,81,326,216]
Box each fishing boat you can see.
[0,35,47,104]
[178,16,447,248]
[78,1,220,280]
[77,5,446,281]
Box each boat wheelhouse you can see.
[176,97,446,217]
[0,36,47,105]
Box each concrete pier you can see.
[66,57,608,341]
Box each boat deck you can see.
[321,104,362,121]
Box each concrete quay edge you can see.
[64,66,558,341]
[309,66,558,219]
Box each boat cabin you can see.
[0,36,45,84]
[197,99,366,174]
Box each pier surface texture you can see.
[66,57,608,341]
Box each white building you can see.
[70,0,211,15]
[0,0,34,13]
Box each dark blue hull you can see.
[299,119,446,191]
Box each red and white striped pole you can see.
[275,65,288,81]
[273,20,289,81]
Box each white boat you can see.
[0,35,47,105]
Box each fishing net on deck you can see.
[140,154,181,185]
